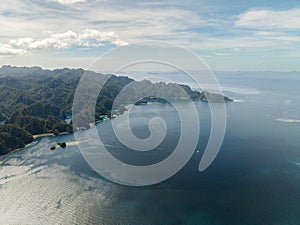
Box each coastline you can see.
[276,118,300,123]
[0,132,73,157]
[233,99,243,102]
[33,132,69,139]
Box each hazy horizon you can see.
[1,64,300,74]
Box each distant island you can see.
[134,91,232,105]
[199,90,233,102]
[0,65,232,156]
[134,96,168,105]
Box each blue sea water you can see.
[0,72,300,224]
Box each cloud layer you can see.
[1,29,128,57]
[0,0,299,70]
[0,44,28,57]
[236,8,300,30]
[48,0,86,5]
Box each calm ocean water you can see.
[0,72,300,224]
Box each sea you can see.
[0,71,300,224]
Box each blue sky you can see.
[0,0,299,71]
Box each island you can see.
[135,96,168,105]
[134,91,232,105]
[199,91,233,102]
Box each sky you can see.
[0,0,299,71]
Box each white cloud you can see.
[0,29,128,57]
[0,44,28,57]
[254,31,300,42]
[235,8,300,30]
[79,29,128,45]
[8,29,128,53]
[48,0,86,5]
[112,39,129,47]
[10,31,77,49]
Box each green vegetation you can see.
[0,65,232,156]
[0,124,34,155]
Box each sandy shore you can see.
[233,99,243,102]
[66,139,89,146]
[276,118,300,123]
[33,132,69,139]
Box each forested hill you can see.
[0,66,131,127]
[0,65,231,155]
[0,66,92,155]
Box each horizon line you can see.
[1,64,300,74]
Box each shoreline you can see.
[33,132,69,139]
[276,118,300,123]
[1,132,73,157]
